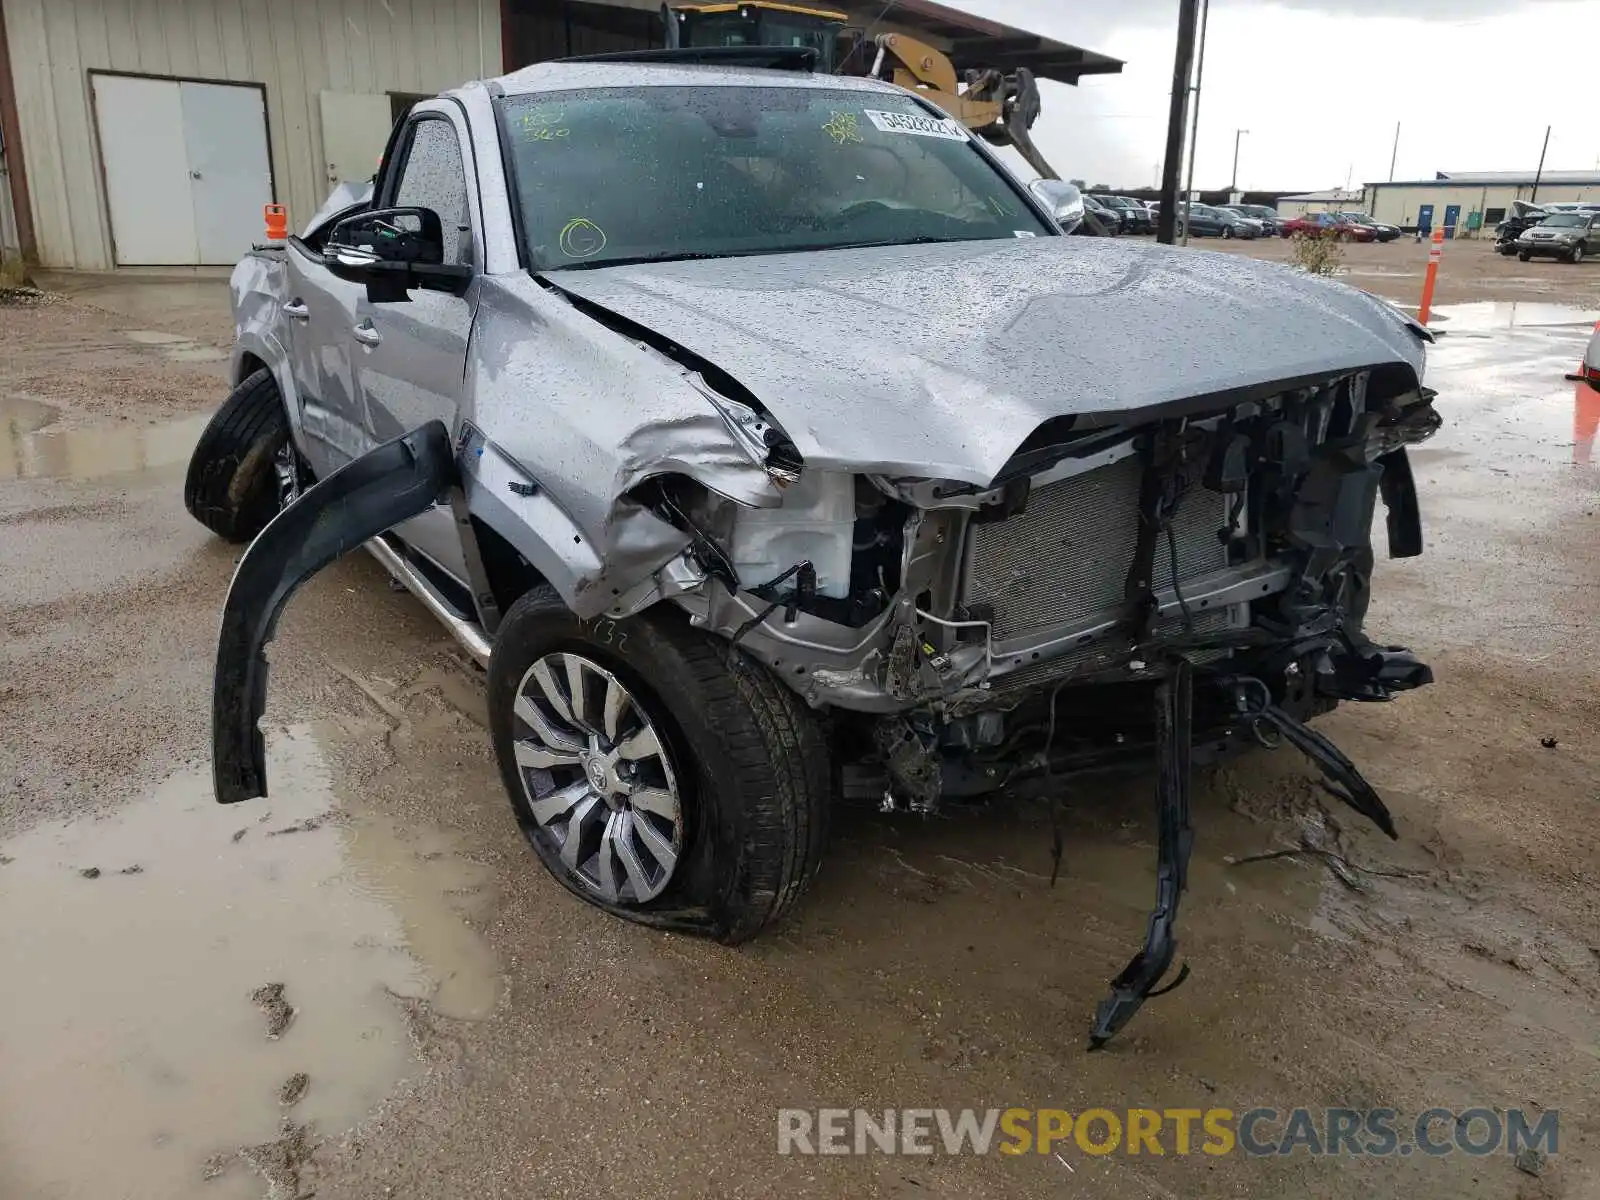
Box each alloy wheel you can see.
[511,652,684,903]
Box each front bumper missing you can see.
[212,421,454,804]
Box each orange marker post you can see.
[263,204,288,243]
[1417,226,1445,326]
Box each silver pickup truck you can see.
[189,50,1439,1045]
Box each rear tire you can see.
[183,368,290,543]
[488,587,832,944]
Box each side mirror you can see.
[1028,179,1084,235]
[324,207,472,303]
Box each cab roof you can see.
[488,57,911,99]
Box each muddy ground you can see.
[1,248,1597,1200]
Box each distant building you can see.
[1274,189,1365,219]
[1363,171,1600,234]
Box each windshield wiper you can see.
[540,235,996,272]
[545,250,744,271]
[786,236,987,253]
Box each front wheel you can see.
[1518,250,1532,262]
[1570,245,1586,264]
[184,368,293,543]
[1221,227,1234,239]
[488,588,832,943]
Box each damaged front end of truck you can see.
[213,238,1440,1045]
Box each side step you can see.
[365,535,492,668]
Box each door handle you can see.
[281,300,309,319]
[352,320,382,347]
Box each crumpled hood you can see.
[547,237,1426,486]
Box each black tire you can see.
[488,587,832,944]
[1221,226,1234,239]
[1518,250,1532,262]
[183,368,290,543]
[1570,245,1585,264]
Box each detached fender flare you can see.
[213,421,455,804]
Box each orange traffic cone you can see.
[263,204,288,244]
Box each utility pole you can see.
[1230,128,1249,194]
[1180,0,1211,246]
[1388,121,1400,182]
[1530,124,1551,202]
[1156,0,1202,244]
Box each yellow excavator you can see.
[662,2,1062,182]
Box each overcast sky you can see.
[959,0,1600,191]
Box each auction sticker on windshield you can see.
[863,109,969,141]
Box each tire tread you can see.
[183,368,289,542]
[489,587,831,944]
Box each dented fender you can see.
[212,422,454,804]
[457,275,796,617]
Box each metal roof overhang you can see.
[515,1,1123,86]
[842,1,1124,85]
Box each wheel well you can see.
[236,352,269,387]
[472,515,550,616]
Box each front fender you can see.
[212,421,454,804]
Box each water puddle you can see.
[1428,300,1600,332]
[125,328,229,363]
[0,725,502,1199]
[0,400,211,481]
[2,393,58,437]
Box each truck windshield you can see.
[499,85,1050,270]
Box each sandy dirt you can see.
[0,254,1596,1199]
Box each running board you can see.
[364,536,492,668]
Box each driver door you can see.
[282,242,365,477]
[349,107,480,579]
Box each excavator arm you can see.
[868,33,1059,180]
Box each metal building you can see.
[0,0,1116,271]
[1363,171,1600,235]
[1273,189,1365,219]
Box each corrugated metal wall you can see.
[3,0,500,269]
[1367,184,1597,230]
[0,156,18,256]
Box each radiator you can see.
[961,456,1229,641]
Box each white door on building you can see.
[92,74,272,266]
[319,92,396,190]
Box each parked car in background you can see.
[1335,212,1401,242]
[1223,204,1281,236]
[1496,201,1549,255]
[1280,212,1377,242]
[1091,194,1153,234]
[1517,212,1598,263]
[1081,193,1122,235]
[1118,197,1158,233]
[1186,203,1258,239]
